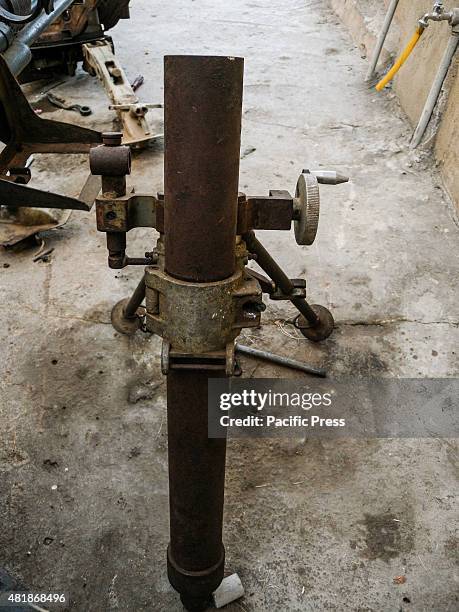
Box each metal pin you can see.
[236,343,327,377]
[305,170,350,185]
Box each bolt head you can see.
[102,132,123,146]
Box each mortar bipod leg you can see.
[243,231,334,342]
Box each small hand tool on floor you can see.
[46,93,92,116]
[236,343,327,377]
[131,74,145,91]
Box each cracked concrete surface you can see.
[0,0,458,611]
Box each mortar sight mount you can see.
[90,133,348,348]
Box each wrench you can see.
[46,92,92,116]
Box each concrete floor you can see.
[1,0,458,611]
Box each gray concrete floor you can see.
[1,0,458,611]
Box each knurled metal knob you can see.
[294,172,320,246]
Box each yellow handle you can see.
[376,25,425,91]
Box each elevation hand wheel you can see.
[293,171,320,246]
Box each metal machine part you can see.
[1,2,147,148]
[294,171,320,246]
[145,267,263,357]
[1,1,131,77]
[0,1,155,147]
[1,0,76,75]
[83,39,162,147]
[89,55,349,611]
[0,36,101,173]
[0,53,101,245]
[107,273,328,377]
[235,343,327,377]
[0,52,101,169]
[0,1,53,26]
[0,173,100,246]
[46,91,92,115]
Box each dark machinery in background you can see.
[0,1,130,76]
[0,0,155,148]
[6,0,158,147]
[0,0,161,246]
[0,1,107,246]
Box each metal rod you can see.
[164,55,244,611]
[123,275,146,318]
[366,0,400,81]
[236,344,327,377]
[243,231,319,325]
[3,0,75,76]
[411,29,459,148]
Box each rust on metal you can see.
[32,0,99,46]
[164,55,244,283]
[0,54,101,174]
[82,39,161,148]
[90,143,131,178]
[163,55,245,611]
[237,191,293,234]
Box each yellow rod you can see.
[376,25,425,91]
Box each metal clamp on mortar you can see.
[145,239,263,375]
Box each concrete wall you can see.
[330,0,459,207]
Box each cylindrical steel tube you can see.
[164,55,244,282]
[365,0,400,81]
[167,371,227,587]
[411,30,459,148]
[164,55,244,610]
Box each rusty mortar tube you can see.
[243,231,320,326]
[164,55,243,282]
[164,55,244,612]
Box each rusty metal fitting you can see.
[145,267,262,355]
[237,190,293,234]
[161,342,236,377]
[235,238,250,270]
[90,139,131,177]
[95,193,159,233]
[167,545,225,609]
[102,131,123,146]
[106,232,127,269]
